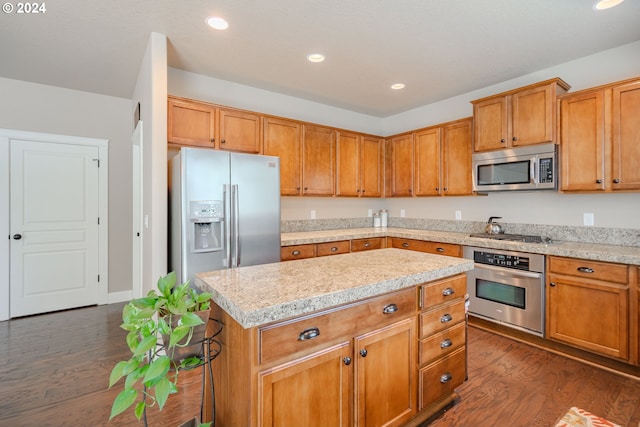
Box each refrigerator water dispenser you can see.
[190,200,224,252]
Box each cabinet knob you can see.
[596,179,603,184]
[298,327,320,341]
[512,137,518,141]
[402,242,409,248]
[210,138,215,143]
[440,313,453,323]
[549,282,556,287]
[330,246,338,252]
[577,267,595,274]
[343,357,352,366]
[440,338,453,349]
[292,250,301,256]
[382,303,398,314]
[359,349,368,357]
[435,187,439,191]
[364,242,371,247]
[440,373,453,383]
[500,139,506,143]
[613,179,620,184]
[442,287,455,296]
[221,139,226,144]
[436,247,446,253]
[443,187,447,191]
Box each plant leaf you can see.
[158,272,176,297]
[179,312,205,327]
[108,361,128,388]
[134,401,146,421]
[133,334,157,357]
[169,325,190,347]
[154,377,173,410]
[144,355,170,384]
[109,388,138,420]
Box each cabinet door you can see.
[387,134,414,197]
[414,128,441,196]
[336,132,361,197]
[511,83,554,147]
[473,96,508,151]
[167,98,216,148]
[219,108,261,153]
[360,136,384,197]
[547,274,629,360]
[612,80,640,190]
[259,342,352,427]
[264,117,302,195]
[302,125,335,196]
[354,317,417,427]
[442,119,473,196]
[560,90,606,191]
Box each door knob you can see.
[13,234,22,240]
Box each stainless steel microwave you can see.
[472,143,558,192]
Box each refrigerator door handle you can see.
[232,184,240,267]
[224,184,232,268]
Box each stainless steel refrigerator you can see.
[170,147,281,284]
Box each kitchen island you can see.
[194,248,474,427]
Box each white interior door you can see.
[10,139,101,317]
[132,121,143,299]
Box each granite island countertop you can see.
[281,227,640,266]
[193,248,473,329]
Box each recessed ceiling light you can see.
[391,83,405,90]
[593,0,624,10]
[206,16,229,30]
[307,53,325,63]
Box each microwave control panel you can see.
[538,157,554,183]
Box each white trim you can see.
[108,290,133,304]
[0,128,109,319]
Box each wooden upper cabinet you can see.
[612,79,640,190]
[414,127,441,196]
[560,77,640,192]
[472,78,570,152]
[168,97,216,148]
[336,133,383,197]
[560,89,606,191]
[387,133,414,197]
[263,117,302,196]
[302,124,335,196]
[218,108,262,153]
[442,118,473,196]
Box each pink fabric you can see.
[555,407,621,427]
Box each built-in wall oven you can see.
[464,246,545,337]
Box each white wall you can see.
[132,33,168,296]
[0,76,133,293]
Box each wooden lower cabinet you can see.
[351,237,385,252]
[547,256,630,360]
[259,341,352,427]
[390,237,462,258]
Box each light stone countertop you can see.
[194,248,473,329]
[282,227,640,266]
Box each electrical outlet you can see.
[310,210,316,220]
[583,213,594,226]
[367,209,373,217]
[455,210,462,220]
[400,209,406,218]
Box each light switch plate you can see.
[455,210,462,220]
[400,209,406,218]
[310,210,316,220]
[583,213,594,226]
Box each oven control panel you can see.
[473,251,530,271]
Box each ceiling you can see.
[2,0,640,117]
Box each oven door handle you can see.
[473,263,543,279]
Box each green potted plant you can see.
[108,271,213,426]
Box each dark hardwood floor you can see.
[1,303,639,426]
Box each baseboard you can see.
[108,290,132,304]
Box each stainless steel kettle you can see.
[485,216,504,234]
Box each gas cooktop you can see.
[469,233,551,244]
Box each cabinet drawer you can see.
[549,257,628,284]
[419,322,465,365]
[281,244,316,261]
[316,240,350,257]
[391,238,461,257]
[420,300,465,337]
[419,347,466,410]
[420,274,466,310]
[259,287,416,365]
[351,237,384,252]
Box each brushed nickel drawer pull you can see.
[364,242,371,247]
[440,314,453,323]
[330,246,338,252]
[442,287,455,296]
[436,247,445,253]
[440,373,452,383]
[440,338,453,349]
[292,250,301,256]
[298,327,320,341]
[402,242,410,248]
[382,303,398,314]
[577,267,594,273]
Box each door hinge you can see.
[97,274,100,283]
[92,158,100,167]
[98,217,100,225]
